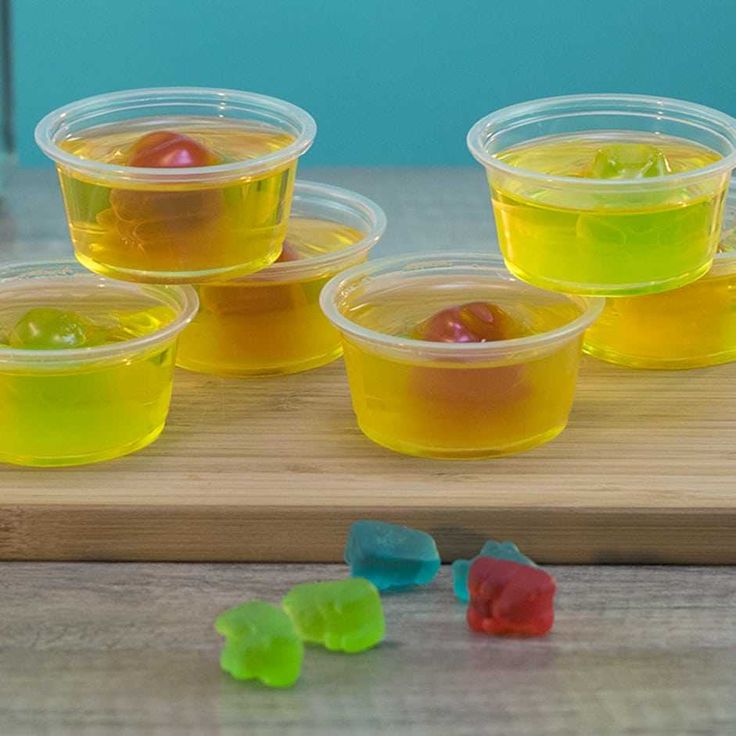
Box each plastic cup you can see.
[0,261,197,466]
[467,94,736,296]
[584,184,736,369]
[176,181,386,376]
[35,87,316,284]
[320,253,602,459]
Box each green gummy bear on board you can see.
[282,578,385,654]
[214,601,304,688]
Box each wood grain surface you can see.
[1,170,735,563]
[1,562,734,735]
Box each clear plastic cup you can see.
[584,184,736,369]
[467,94,736,296]
[176,181,386,376]
[0,261,197,466]
[320,253,602,459]
[35,87,316,284]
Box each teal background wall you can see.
[14,0,736,167]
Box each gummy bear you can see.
[411,302,528,406]
[452,539,536,603]
[412,302,519,343]
[127,131,220,168]
[276,239,301,263]
[344,520,441,591]
[8,308,94,350]
[282,578,384,653]
[467,558,556,637]
[590,143,671,179]
[214,601,304,688]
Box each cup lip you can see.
[34,86,317,184]
[320,252,604,357]
[467,93,736,189]
[0,260,199,365]
[237,180,387,283]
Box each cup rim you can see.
[34,86,317,184]
[320,252,604,358]
[0,260,199,365]
[467,93,736,189]
[238,180,387,283]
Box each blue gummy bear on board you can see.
[451,539,536,603]
[344,520,441,592]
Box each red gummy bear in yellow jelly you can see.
[411,302,528,406]
[412,302,517,343]
[276,239,301,263]
[127,131,221,168]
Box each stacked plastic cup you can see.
[1,86,362,466]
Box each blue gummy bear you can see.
[344,520,441,592]
[451,539,536,603]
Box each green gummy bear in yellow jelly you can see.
[282,578,385,654]
[589,143,671,179]
[9,308,94,349]
[215,601,304,688]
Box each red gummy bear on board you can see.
[127,131,220,168]
[467,557,556,637]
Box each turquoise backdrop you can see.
[14,0,736,167]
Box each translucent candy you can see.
[8,308,94,350]
[126,131,220,168]
[590,143,671,179]
[412,302,518,343]
[282,578,384,653]
[452,539,536,602]
[215,601,304,688]
[467,558,556,637]
[344,520,440,591]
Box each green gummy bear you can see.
[8,308,94,350]
[590,143,671,179]
[214,601,304,688]
[282,578,385,654]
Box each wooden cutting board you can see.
[1,357,734,564]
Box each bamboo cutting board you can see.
[1,357,735,564]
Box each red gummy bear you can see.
[127,131,220,168]
[412,302,517,343]
[467,558,556,637]
[411,302,527,406]
[276,240,301,263]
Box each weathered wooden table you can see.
[0,170,735,734]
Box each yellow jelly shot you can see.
[468,95,736,296]
[0,263,197,467]
[320,254,602,459]
[35,88,315,283]
[584,189,736,369]
[177,181,385,376]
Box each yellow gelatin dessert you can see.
[35,88,315,283]
[468,95,736,296]
[584,188,736,369]
[320,254,602,459]
[177,181,385,376]
[0,262,197,467]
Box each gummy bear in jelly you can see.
[344,520,440,591]
[215,601,304,688]
[412,302,519,343]
[589,143,671,180]
[282,578,384,653]
[452,539,536,603]
[9,308,94,350]
[467,557,556,637]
